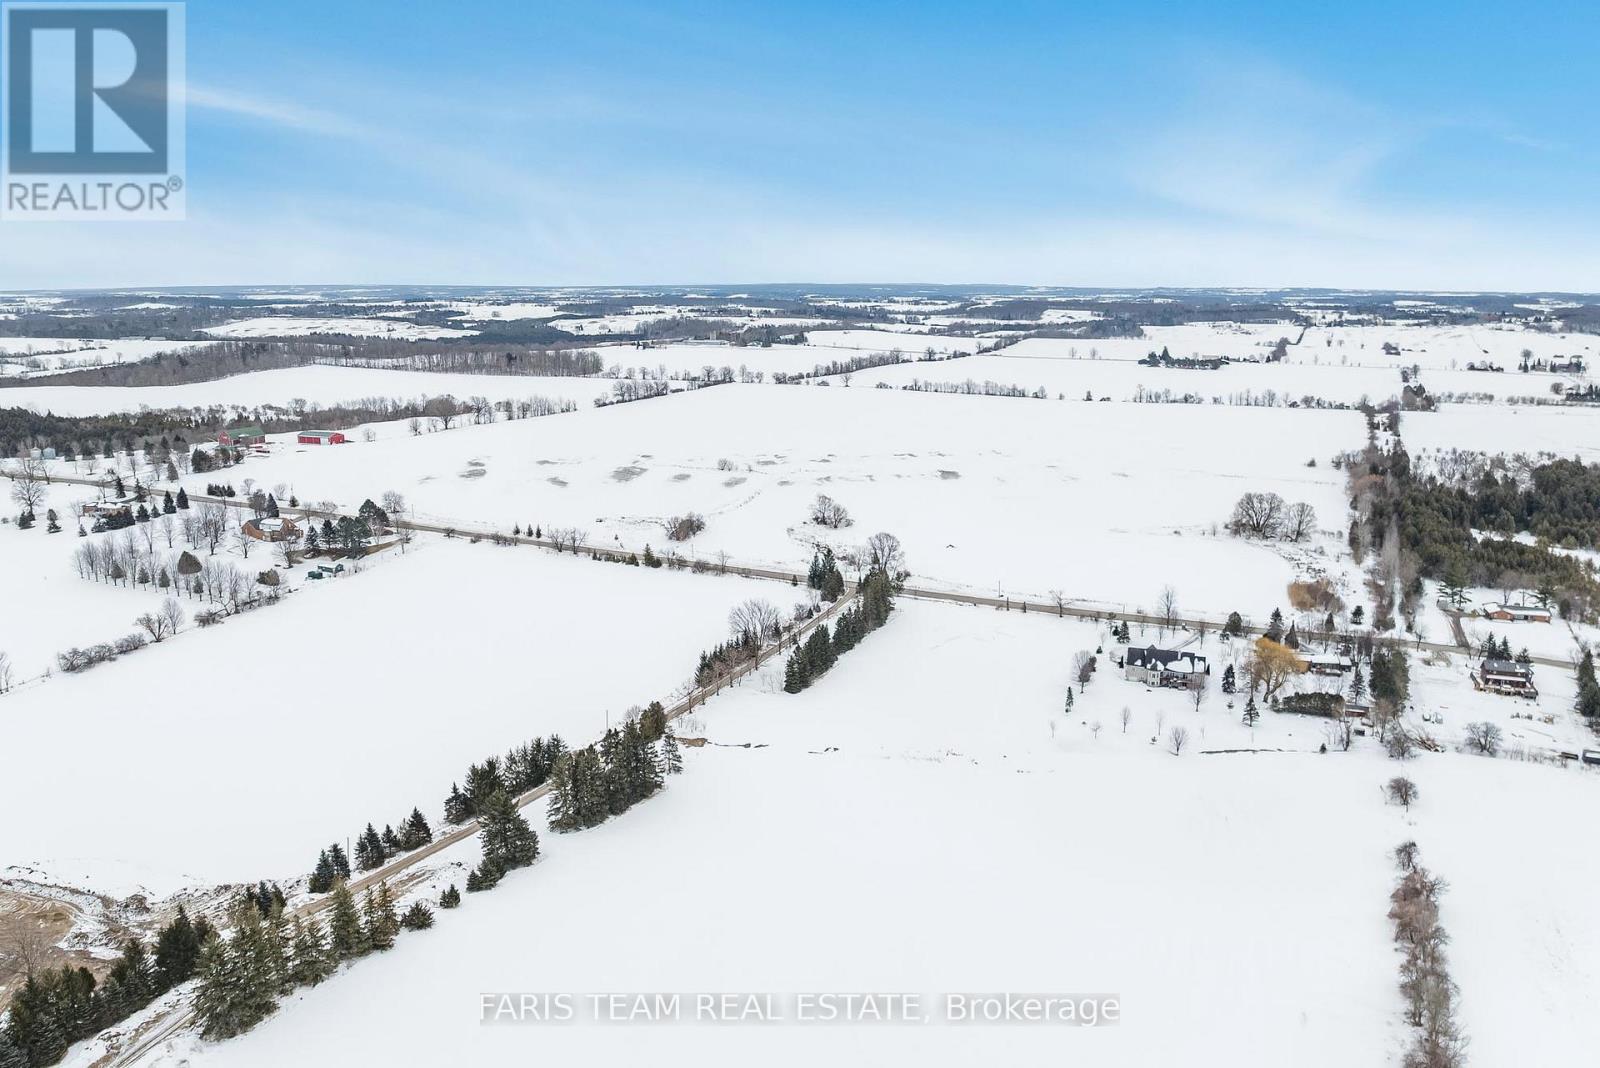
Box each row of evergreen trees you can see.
[442,734,568,826]
[693,631,760,687]
[784,567,896,693]
[193,879,426,1040]
[308,807,434,892]
[547,713,682,833]
[1,908,211,1068]
[806,546,846,601]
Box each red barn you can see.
[297,430,347,445]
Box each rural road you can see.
[2,465,1583,670]
[87,587,850,1068]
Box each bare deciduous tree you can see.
[1284,501,1318,542]
[865,531,904,576]
[1120,706,1132,734]
[1168,725,1190,755]
[1072,650,1096,688]
[8,457,49,515]
[1464,721,1502,756]
[160,596,185,637]
[810,494,852,529]
[1227,491,1286,538]
[729,599,783,642]
[1157,585,1179,634]
[1387,776,1418,811]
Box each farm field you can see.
[133,384,1367,618]
[0,365,618,417]
[0,539,774,896]
[200,317,477,341]
[0,338,211,379]
[0,514,192,681]
[829,349,1408,405]
[145,599,1600,1068]
[1401,405,1600,463]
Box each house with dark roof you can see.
[1305,652,1354,676]
[1120,645,1209,690]
[1474,658,1537,698]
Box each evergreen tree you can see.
[465,757,506,813]
[1266,608,1285,642]
[381,824,403,858]
[325,881,367,959]
[193,909,278,1040]
[1242,693,1259,726]
[328,842,351,879]
[1223,611,1244,638]
[400,902,435,931]
[782,649,809,693]
[101,939,156,1017]
[362,883,399,951]
[662,731,683,775]
[265,494,279,518]
[478,789,539,873]
[443,782,471,824]
[162,490,175,514]
[354,823,386,871]
[439,885,461,909]
[287,917,334,988]
[1440,560,1469,608]
[175,487,189,509]
[465,857,503,892]
[153,906,207,990]
[1221,664,1236,693]
[1349,663,1368,705]
[1064,688,1074,713]
[820,563,845,602]
[802,624,835,678]
[400,807,433,850]
[308,849,337,894]
[546,756,577,831]
[261,908,291,995]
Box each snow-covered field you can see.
[145,600,1600,1068]
[830,349,1407,405]
[0,364,617,417]
[0,539,774,895]
[0,338,209,378]
[131,384,1364,618]
[201,317,478,341]
[1293,323,1597,371]
[1402,405,1600,463]
[0,516,188,681]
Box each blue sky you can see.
[7,0,1600,289]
